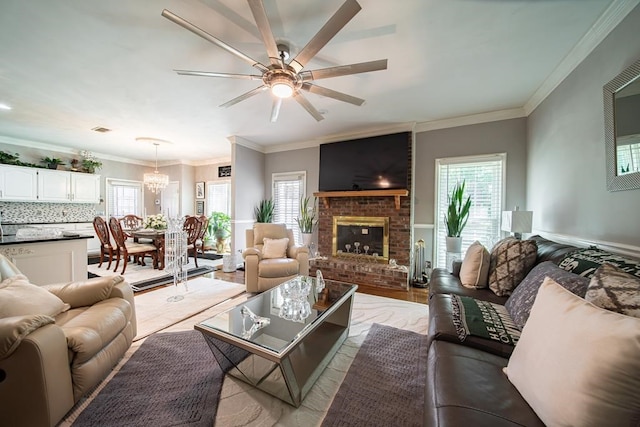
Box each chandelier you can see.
[138,138,170,193]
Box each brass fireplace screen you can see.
[332,216,389,263]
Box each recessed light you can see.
[0,103,12,110]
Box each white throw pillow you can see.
[459,241,490,288]
[504,277,640,427]
[0,275,70,317]
[262,237,289,259]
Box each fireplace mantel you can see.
[314,189,409,210]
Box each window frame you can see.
[105,178,144,218]
[434,153,506,268]
[206,180,231,216]
[272,171,307,245]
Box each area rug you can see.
[61,293,429,426]
[322,323,428,426]
[130,266,215,292]
[72,330,221,427]
[88,257,223,292]
[133,276,246,341]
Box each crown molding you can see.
[262,122,415,154]
[415,108,526,133]
[524,0,640,115]
[228,135,265,153]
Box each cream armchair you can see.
[243,223,309,293]
[0,255,136,427]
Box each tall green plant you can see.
[254,199,274,223]
[295,196,317,233]
[207,211,231,240]
[444,181,471,237]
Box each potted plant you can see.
[208,211,231,253]
[41,156,64,169]
[82,159,103,174]
[0,151,20,165]
[444,180,471,253]
[295,196,317,247]
[254,199,274,223]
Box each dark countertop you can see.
[0,234,93,246]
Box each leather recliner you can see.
[0,255,136,427]
[242,223,309,293]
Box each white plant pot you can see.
[301,232,313,247]
[445,236,462,253]
[222,254,236,272]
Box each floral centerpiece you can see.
[144,214,168,230]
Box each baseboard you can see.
[536,231,640,259]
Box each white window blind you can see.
[106,179,143,218]
[273,172,306,245]
[616,138,640,174]
[435,154,505,268]
[207,181,231,216]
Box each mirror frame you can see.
[604,58,640,192]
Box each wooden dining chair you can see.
[183,215,202,268]
[119,214,144,239]
[196,215,209,257]
[93,216,115,269]
[108,216,158,274]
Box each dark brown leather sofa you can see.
[424,236,578,426]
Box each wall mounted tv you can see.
[319,132,409,192]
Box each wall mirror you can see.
[604,58,640,191]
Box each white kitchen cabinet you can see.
[0,164,38,201]
[71,173,100,203]
[37,169,100,203]
[37,168,71,202]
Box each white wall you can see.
[527,5,640,247]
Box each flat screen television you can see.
[319,132,409,191]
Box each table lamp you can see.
[501,207,532,239]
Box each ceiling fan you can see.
[161,0,387,122]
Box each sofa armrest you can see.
[107,278,137,338]
[288,244,308,259]
[43,276,123,308]
[0,321,74,427]
[0,314,54,359]
[293,246,309,276]
[242,247,262,260]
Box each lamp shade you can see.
[501,209,533,234]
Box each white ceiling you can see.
[0,0,630,164]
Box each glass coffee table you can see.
[195,275,357,407]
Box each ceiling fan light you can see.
[271,81,294,98]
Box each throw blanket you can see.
[451,295,520,346]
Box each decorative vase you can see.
[445,236,462,253]
[301,232,313,247]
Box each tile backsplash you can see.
[0,202,96,226]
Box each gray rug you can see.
[72,330,222,427]
[322,323,428,427]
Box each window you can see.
[617,138,640,174]
[207,181,231,216]
[106,179,143,217]
[435,154,505,268]
[272,171,306,245]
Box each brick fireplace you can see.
[310,191,411,289]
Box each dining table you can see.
[131,229,166,270]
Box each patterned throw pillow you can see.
[586,263,640,318]
[505,261,589,329]
[488,237,537,297]
[558,247,640,279]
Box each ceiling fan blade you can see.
[219,85,268,108]
[294,93,325,121]
[289,0,361,73]
[175,70,263,80]
[247,0,281,67]
[270,98,282,122]
[300,59,387,81]
[162,9,269,73]
[301,83,364,106]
